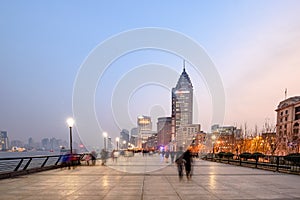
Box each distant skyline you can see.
[1,1,300,148]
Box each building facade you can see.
[275,96,300,155]
[120,129,129,149]
[137,115,152,131]
[157,117,172,149]
[137,115,152,148]
[0,131,9,151]
[172,67,193,136]
[176,124,201,150]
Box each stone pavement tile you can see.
[177,194,219,200]
[250,193,296,199]
[72,189,110,196]
[0,194,28,200]
[103,195,141,200]
[70,196,106,200]
[143,195,181,200]
[143,189,177,195]
[109,188,142,196]
[177,188,212,196]
[22,195,68,200]
[6,188,41,196]
[213,194,256,200]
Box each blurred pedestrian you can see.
[91,151,97,165]
[100,149,107,166]
[182,149,193,180]
[170,150,175,163]
[175,147,184,181]
[165,150,170,163]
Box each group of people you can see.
[76,147,194,181]
[162,148,193,181]
[175,148,193,181]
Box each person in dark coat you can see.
[175,147,184,181]
[182,149,193,180]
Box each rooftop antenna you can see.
[285,88,287,100]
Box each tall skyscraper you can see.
[172,65,193,135]
[172,65,195,150]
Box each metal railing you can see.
[203,154,300,175]
[0,154,82,179]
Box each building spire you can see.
[183,60,186,72]
[285,88,287,100]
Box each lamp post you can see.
[116,137,119,151]
[211,134,216,159]
[66,118,74,154]
[103,132,108,151]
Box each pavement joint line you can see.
[101,174,127,200]
[140,174,146,200]
[165,175,183,200]
[190,181,220,199]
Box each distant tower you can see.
[0,131,9,151]
[172,62,193,135]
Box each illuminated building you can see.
[275,96,300,155]
[171,65,195,150]
[177,124,201,150]
[0,131,9,151]
[137,115,152,131]
[172,66,193,135]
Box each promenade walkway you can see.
[0,153,299,200]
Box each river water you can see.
[0,151,61,158]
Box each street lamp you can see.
[103,132,108,151]
[211,134,216,159]
[116,137,119,151]
[66,118,74,154]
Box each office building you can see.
[171,66,193,135]
[275,96,300,155]
[157,117,172,149]
[0,131,9,151]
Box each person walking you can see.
[100,149,107,166]
[165,150,170,163]
[175,147,184,181]
[182,149,193,180]
[170,150,175,163]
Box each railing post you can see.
[55,155,62,165]
[41,157,49,168]
[276,156,279,172]
[255,156,258,168]
[23,158,32,170]
[239,158,242,166]
[14,159,23,171]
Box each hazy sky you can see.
[1,1,300,148]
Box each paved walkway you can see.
[0,154,300,200]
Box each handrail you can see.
[0,154,82,179]
[0,155,63,161]
[203,155,300,175]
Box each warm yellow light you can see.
[67,118,74,127]
[116,137,119,142]
[211,135,216,140]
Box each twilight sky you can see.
[1,1,300,149]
